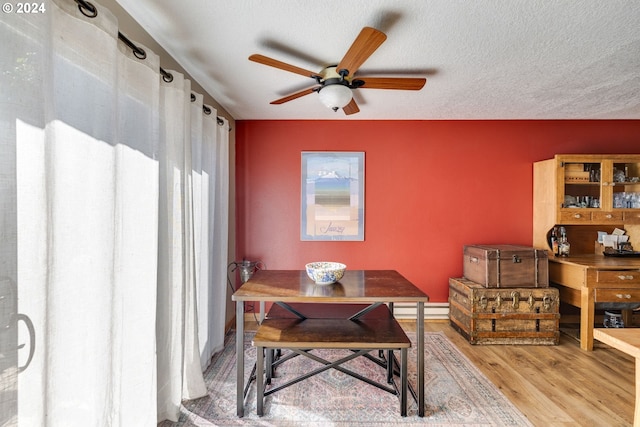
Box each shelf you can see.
[565,181,600,185]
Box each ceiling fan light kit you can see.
[317,66,356,111]
[249,26,426,115]
[318,84,353,111]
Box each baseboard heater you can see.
[392,302,450,321]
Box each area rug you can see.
[159,331,532,426]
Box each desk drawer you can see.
[624,211,640,223]
[595,288,640,302]
[592,211,623,222]
[596,270,640,285]
[559,211,591,223]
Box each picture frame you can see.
[301,151,364,241]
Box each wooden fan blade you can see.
[249,54,319,79]
[357,77,426,90]
[342,98,360,115]
[336,27,387,77]
[270,87,317,104]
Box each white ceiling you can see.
[114,0,640,120]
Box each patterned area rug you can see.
[159,331,532,426]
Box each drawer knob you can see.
[615,294,632,299]
[606,214,612,219]
[574,213,582,219]
[617,275,635,280]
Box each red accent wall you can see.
[235,120,640,302]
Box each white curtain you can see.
[212,112,230,360]
[1,1,229,425]
[190,96,229,371]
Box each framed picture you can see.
[301,151,364,241]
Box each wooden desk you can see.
[549,255,640,350]
[594,328,640,427]
[231,269,430,417]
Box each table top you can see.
[232,269,430,303]
[550,254,640,269]
[594,328,640,358]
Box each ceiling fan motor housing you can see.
[320,66,364,89]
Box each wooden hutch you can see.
[533,154,640,350]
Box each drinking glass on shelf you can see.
[614,168,626,183]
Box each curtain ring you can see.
[118,32,146,60]
[160,68,173,83]
[133,47,146,60]
[77,0,97,18]
[203,105,212,115]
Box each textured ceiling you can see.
[114,0,640,120]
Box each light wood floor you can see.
[244,318,635,426]
[415,321,633,427]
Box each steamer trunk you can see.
[463,244,549,288]
[448,277,560,345]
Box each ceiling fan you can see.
[249,27,426,115]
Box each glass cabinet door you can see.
[609,160,640,211]
[561,160,602,209]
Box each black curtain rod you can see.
[190,94,225,126]
[74,0,230,129]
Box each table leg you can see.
[580,288,595,351]
[401,347,408,416]
[236,301,245,417]
[257,345,264,416]
[623,309,634,327]
[417,301,425,416]
[633,358,640,427]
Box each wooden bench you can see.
[263,303,401,387]
[594,328,640,427]
[252,316,411,416]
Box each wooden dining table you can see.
[231,269,430,417]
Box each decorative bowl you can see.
[305,262,346,285]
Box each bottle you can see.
[550,227,559,256]
[558,227,570,257]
